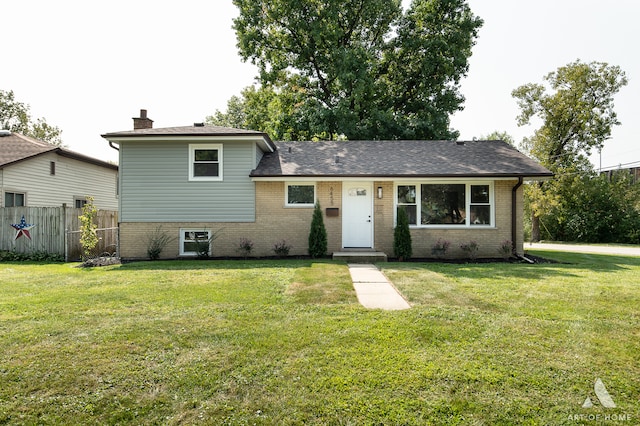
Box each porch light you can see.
[377,186,383,199]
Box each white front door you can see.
[342,182,373,248]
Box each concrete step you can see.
[332,251,387,263]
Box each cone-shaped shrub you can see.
[308,202,328,258]
[394,207,412,261]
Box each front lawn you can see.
[1,253,638,424]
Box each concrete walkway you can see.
[348,264,410,310]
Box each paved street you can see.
[526,242,640,257]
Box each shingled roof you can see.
[101,124,269,138]
[0,132,56,167]
[102,124,276,152]
[0,132,117,170]
[251,140,552,178]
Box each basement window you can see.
[180,229,211,256]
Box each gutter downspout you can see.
[512,177,524,255]
[107,140,120,260]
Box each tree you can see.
[229,0,482,140]
[536,171,640,244]
[394,207,413,260]
[512,60,628,241]
[383,0,483,140]
[206,85,310,141]
[79,197,98,260]
[0,89,64,146]
[480,130,515,146]
[308,202,328,258]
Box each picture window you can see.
[286,183,315,206]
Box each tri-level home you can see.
[102,110,552,260]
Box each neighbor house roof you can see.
[251,140,553,179]
[0,132,118,170]
[102,125,276,152]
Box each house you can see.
[102,110,552,260]
[0,131,118,210]
[601,166,640,184]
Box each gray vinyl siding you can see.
[120,140,256,222]
[1,152,118,209]
[255,146,264,168]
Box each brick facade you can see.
[119,179,524,260]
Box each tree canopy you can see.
[479,130,515,146]
[512,60,627,174]
[0,89,63,146]
[214,0,482,140]
[512,60,630,242]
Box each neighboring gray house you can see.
[0,131,118,209]
[103,110,552,260]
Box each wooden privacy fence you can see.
[0,206,118,261]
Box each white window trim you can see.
[395,182,495,228]
[189,143,223,181]
[285,182,316,207]
[179,229,211,256]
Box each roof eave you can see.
[101,132,276,152]
[55,149,118,170]
[250,172,554,180]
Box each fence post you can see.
[63,203,68,262]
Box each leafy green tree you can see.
[79,197,98,260]
[0,89,64,146]
[512,60,628,241]
[538,171,640,244]
[394,207,412,260]
[383,0,482,140]
[206,94,246,129]
[308,202,328,258]
[229,0,482,140]
[480,130,515,146]
[206,85,310,141]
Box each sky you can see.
[3,0,639,170]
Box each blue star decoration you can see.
[11,215,36,240]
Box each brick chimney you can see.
[133,109,153,130]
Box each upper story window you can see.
[189,144,222,181]
[396,182,494,227]
[50,161,56,175]
[4,192,25,207]
[286,183,315,207]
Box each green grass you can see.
[1,253,639,425]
